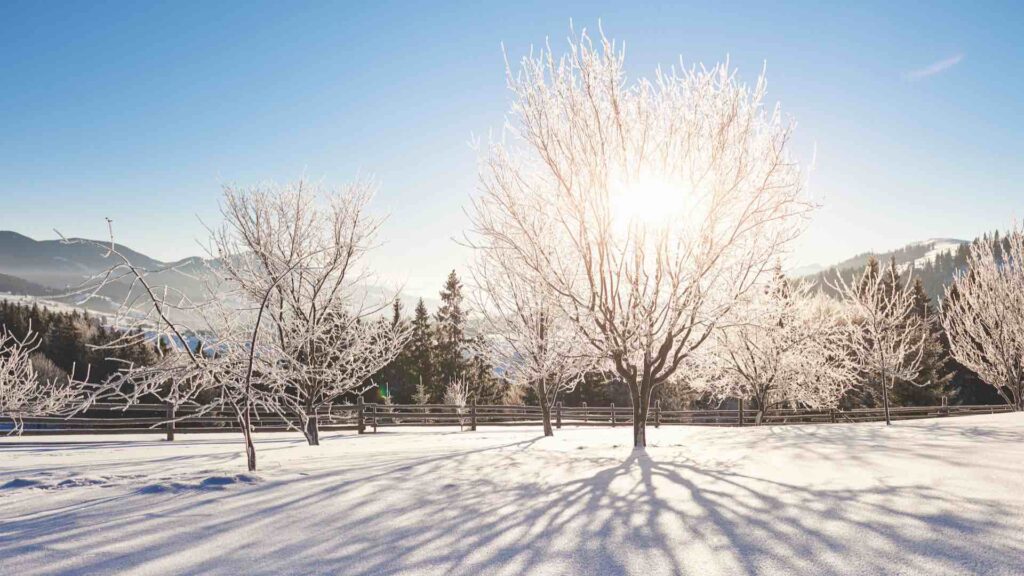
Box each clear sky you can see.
[2,1,1022,298]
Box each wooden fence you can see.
[3,398,1015,437]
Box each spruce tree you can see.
[892,278,950,405]
[375,299,416,403]
[433,270,467,398]
[408,298,435,401]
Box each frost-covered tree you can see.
[467,230,594,436]
[413,378,431,405]
[698,271,856,422]
[59,224,293,471]
[0,328,83,435]
[835,258,927,425]
[213,179,410,445]
[474,27,811,447]
[942,230,1024,410]
[443,377,470,407]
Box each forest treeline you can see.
[1,232,1011,410]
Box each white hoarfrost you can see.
[695,270,856,418]
[214,179,411,446]
[466,231,595,436]
[2,414,1023,575]
[0,328,83,435]
[60,177,407,471]
[942,230,1024,410]
[475,27,812,448]
[834,260,927,425]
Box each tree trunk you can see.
[541,402,554,437]
[304,414,320,446]
[881,380,892,426]
[240,410,257,472]
[630,382,652,449]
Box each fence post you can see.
[165,402,175,441]
[737,398,744,427]
[470,399,477,431]
[371,403,378,433]
[357,397,365,434]
[830,408,836,424]
[582,401,588,423]
[611,402,616,427]
[654,399,661,428]
[556,401,562,429]
[940,395,949,417]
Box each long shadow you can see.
[2,421,1023,575]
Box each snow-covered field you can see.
[2,414,1023,576]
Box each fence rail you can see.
[2,400,1015,437]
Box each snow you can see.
[909,238,967,268]
[2,414,1023,575]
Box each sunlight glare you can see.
[608,172,688,228]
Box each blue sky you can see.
[2,1,1021,298]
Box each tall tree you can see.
[408,298,435,401]
[891,278,949,405]
[433,270,467,396]
[473,28,810,447]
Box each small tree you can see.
[475,27,811,447]
[466,234,593,436]
[698,271,856,422]
[443,378,470,430]
[213,178,410,445]
[835,258,927,425]
[65,221,308,472]
[942,230,1024,410]
[0,328,83,435]
[413,377,431,405]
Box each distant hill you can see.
[802,238,972,300]
[0,231,435,319]
[0,271,57,297]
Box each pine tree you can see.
[408,298,435,401]
[373,299,416,403]
[433,270,467,398]
[892,278,950,405]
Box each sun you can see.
[608,172,687,228]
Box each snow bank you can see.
[2,414,1023,575]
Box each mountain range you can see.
[0,231,973,319]
[0,231,428,321]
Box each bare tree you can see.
[212,179,410,445]
[63,225,301,471]
[835,259,926,425]
[474,27,811,447]
[942,230,1024,410]
[0,328,84,435]
[467,237,594,436]
[696,271,856,423]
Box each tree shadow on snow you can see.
[1,424,1022,575]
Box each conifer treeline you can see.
[0,300,159,386]
[370,270,503,404]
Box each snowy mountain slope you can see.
[2,413,1022,575]
[0,231,433,318]
[795,238,967,278]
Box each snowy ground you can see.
[2,414,1023,576]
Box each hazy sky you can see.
[2,1,1021,299]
